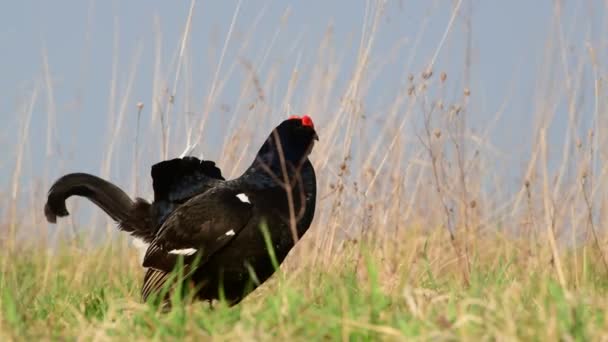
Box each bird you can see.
[44,115,318,307]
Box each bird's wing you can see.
[150,156,225,225]
[142,186,253,273]
[141,268,172,304]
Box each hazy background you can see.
[1,1,605,240]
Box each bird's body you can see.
[142,159,316,304]
[44,115,318,306]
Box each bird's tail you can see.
[44,173,156,241]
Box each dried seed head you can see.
[464,88,471,96]
[433,129,441,138]
[437,100,444,110]
[422,69,433,80]
[136,102,144,110]
[452,105,462,115]
[408,74,414,82]
[408,85,415,96]
[469,200,477,209]
[440,72,447,83]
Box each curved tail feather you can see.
[44,157,226,244]
[45,173,133,223]
[44,173,156,241]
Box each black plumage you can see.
[44,115,318,306]
[44,157,224,242]
[141,116,318,305]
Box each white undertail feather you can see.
[178,141,198,158]
[236,193,250,203]
[132,238,150,264]
[225,229,235,236]
[169,248,197,256]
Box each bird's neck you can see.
[236,153,310,191]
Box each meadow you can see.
[2,1,608,340]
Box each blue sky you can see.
[1,1,603,196]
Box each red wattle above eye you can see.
[301,115,314,128]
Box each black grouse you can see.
[44,115,318,306]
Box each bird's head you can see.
[256,115,319,168]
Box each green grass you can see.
[2,232,608,340]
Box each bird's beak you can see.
[313,132,319,141]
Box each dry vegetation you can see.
[2,1,608,340]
